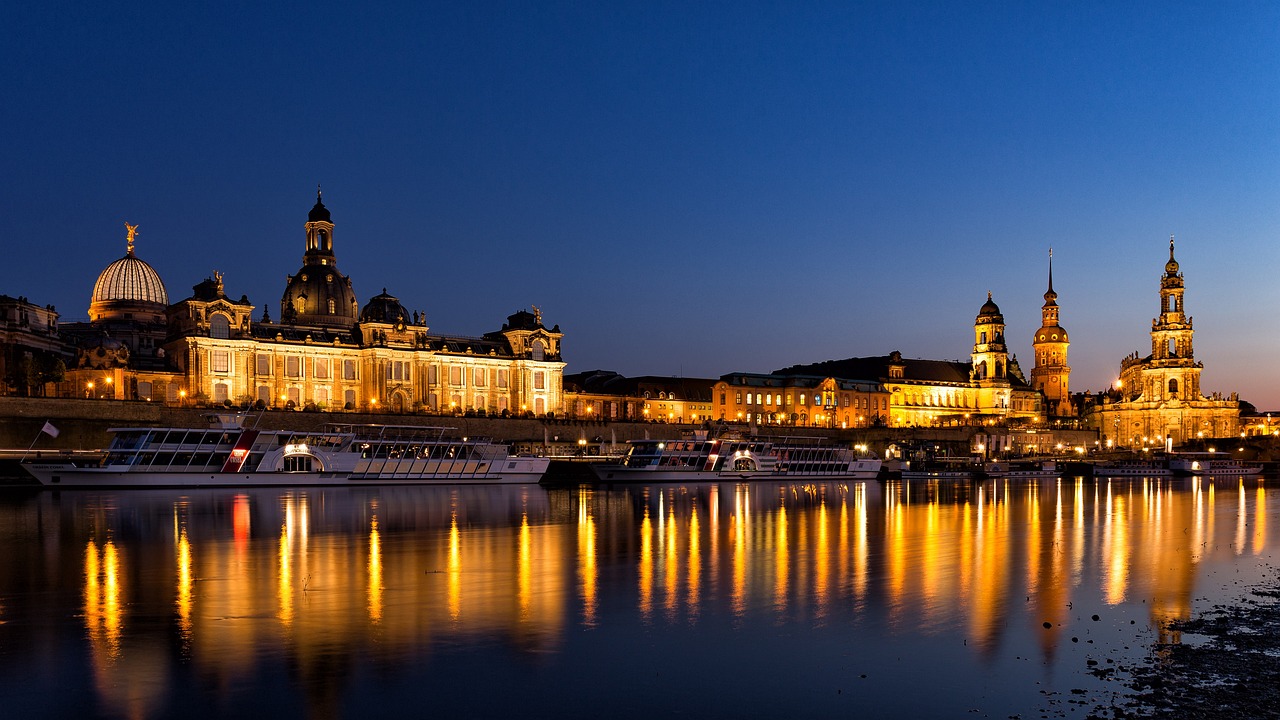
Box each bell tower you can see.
[971,292,1008,384]
[1031,249,1072,416]
[304,186,336,265]
[1148,235,1199,400]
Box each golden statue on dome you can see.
[125,222,139,255]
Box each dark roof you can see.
[563,370,714,401]
[308,192,331,222]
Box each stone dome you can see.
[281,267,357,327]
[92,253,168,306]
[359,289,409,325]
[976,292,1002,320]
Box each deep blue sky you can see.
[3,2,1278,406]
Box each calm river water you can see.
[0,475,1275,719]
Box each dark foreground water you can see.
[0,476,1275,719]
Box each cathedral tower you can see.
[1031,250,1072,416]
[971,292,1008,384]
[1137,235,1200,400]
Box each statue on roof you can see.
[125,222,139,255]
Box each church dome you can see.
[92,254,168,306]
[359,289,409,325]
[976,292,1002,320]
[281,267,357,327]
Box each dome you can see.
[281,267,357,327]
[359,289,410,325]
[92,254,168,306]
[976,292,1002,319]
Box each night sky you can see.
[4,2,1278,406]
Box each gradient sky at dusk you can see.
[3,2,1278,405]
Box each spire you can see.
[1043,247,1058,304]
[1170,233,1175,258]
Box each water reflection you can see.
[0,476,1274,718]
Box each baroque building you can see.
[767,294,1042,427]
[1085,237,1239,445]
[39,193,566,414]
[1030,251,1073,417]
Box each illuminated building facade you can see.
[1030,252,1073,417]
[712,373,889,427]
[1085,237,1239,446]
[164,193,566,413]
[563,371,714,423]
[36,194,565,413]
[771,295,1043,426]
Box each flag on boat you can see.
[41,421,59,438]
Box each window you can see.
[344,389,356,408]
[212,350,230,374]
[316,387,329,405]
[756,393,762,405]
[746,394,753,406]
[258,385,270,404]
[799,394,806,406]
[535,397,545,414]
[343,359,356,380]
[428,365,438,384]
[286,356,301,378]
[449,366,462,385]
[1169,379,1179,395]
[497,369,508,388]
[498,397,508,412]
[256,354,272,376]
[474,368,486,386]
[213,383,229,403]
[287,387,300,405]
[531,339,545,361]
[327,298,336,314]
[534,371,545,390]
[314,358,330,379]
[981,331,988,343]
[209,314,230,339]
[166,385,178,402]
[720,392,726,405]
[765,393,772,405]
[475,394,485,409]
[735,391,742,404]
[137,381,152,399]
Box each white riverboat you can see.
[22,414,548,488]
[590,433,881,483]
[1167,452,1262,477]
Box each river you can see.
[0,475,1273,718]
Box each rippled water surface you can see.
[0,476,1276,719]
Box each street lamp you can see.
[86,381,93,398]
[179,389,187,407]
[104,376,113,399]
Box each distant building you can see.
[772,295,1043,426]
[0,295,64,396]
[563,370,714,423]
[713,373,888,428]
[1084,237,1240,446]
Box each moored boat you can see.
[22,413,548,488]
[1167,452,1262,477]
[982,459,1059,478]
[1092,458,1171,478]
[590,433,881,483]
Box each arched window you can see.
[328,298,336,314]
[531,339,545,361]
[209,314,230,339]
[1169,379,1179,396]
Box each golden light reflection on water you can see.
[36,477,1280,714]
[84,539,122,661]
[368,515,383,623]
[578,488,597,626]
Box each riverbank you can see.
[1081,570,1280,719]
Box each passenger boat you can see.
[1092,458,1171,478]
[982,459,1059,478]
[1167,452,1262,477]
[22,413,548,488]
[589,433,881,483]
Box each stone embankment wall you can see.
[0,396,1105,457]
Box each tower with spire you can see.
[1031,249,1072,416]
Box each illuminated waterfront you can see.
[0,476,1275,718]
